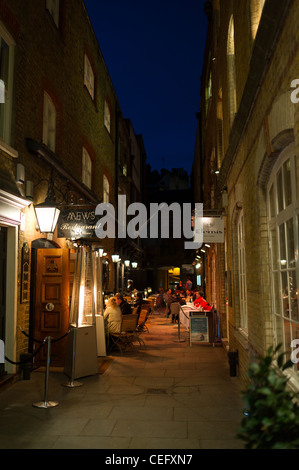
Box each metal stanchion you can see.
[62,327,83,388]
[174,308,185,343]
[33,337,59,409]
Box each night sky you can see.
[83,0,208,177]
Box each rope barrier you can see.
[4,327,70,365]
[51,330,70,343]
[4,327,71,409]
[5,341,46,365]
[17,326,44,344]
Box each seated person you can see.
[133,292,143,317]
[104,297,122,334]
[116,293,132,315]
[194,291,211,310]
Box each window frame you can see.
[267,145,299,375]
[0,23,15,147]
[84,53,95,100]
[82,147,92,189]
[104,99,111,133]
[103,174,110,203]
[227,15,237,128]
[46,0,60,28]
[42,91,57,152]
[237,209,248,332]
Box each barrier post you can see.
[33,336,59,409]
[174,308,185,343]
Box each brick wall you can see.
[194,0,299,387]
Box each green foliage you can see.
[237,344,299,449]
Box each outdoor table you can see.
[180,303,216,346]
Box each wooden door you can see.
[34,249,69,367]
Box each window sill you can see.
[0,139,18,159]
[235,327,249,351]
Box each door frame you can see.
[29,238,61,354]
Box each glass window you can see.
[82,148,92,189]
[268,147,298,375]
[250,0,266,40]
[84,54,94,100]
[0,27,15,146]
[227,16,237,128]
[237,211,248,331]
[104,100,111,133]
[103,174,109,203]
[46,0,60,27]
[42,92,56,152]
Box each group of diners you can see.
[103,292,148,336]
[160,285,212,321]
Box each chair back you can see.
[121,314,138,332]
[141,303,151,313]
[138,309,148,326]
[131,307,138,315]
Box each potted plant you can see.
[237,344,299,449]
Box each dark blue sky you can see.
[83,0,208,176]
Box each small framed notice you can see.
[190,314,209,345]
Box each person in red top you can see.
[194,291,211,311]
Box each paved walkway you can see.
[0,312,245,450]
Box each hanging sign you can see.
[57,208,99,239]
[201,217,224,243]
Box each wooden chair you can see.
[109,314,139,355]
[137,308,150,333]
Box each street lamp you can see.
[132,262,138,269]
[112,254,120,263]
[34,176,60,233]
[112,253,121,292]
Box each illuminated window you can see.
[42,92,56,152]
[0,26,15,146]
[268,146,299,372]
[103,174,109,203]
[82,148,92,189]
[46,0,60,27]
[250,0,266,40]
[104,100,111,133]
[227,16,237,128]
[84,54,95,100]
[237,210,248,331]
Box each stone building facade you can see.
[193,0,299,388]
[0,0,146,375]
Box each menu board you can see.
[190,315,209,345]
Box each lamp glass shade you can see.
[112,254,120,263]
[132,262,138,268]
[35,205,60,233]
[124,260,130,267]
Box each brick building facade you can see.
[0,0,146,375]
[193,0,299,387]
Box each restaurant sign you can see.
[57,208,99,239]
[201,217,224,243]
